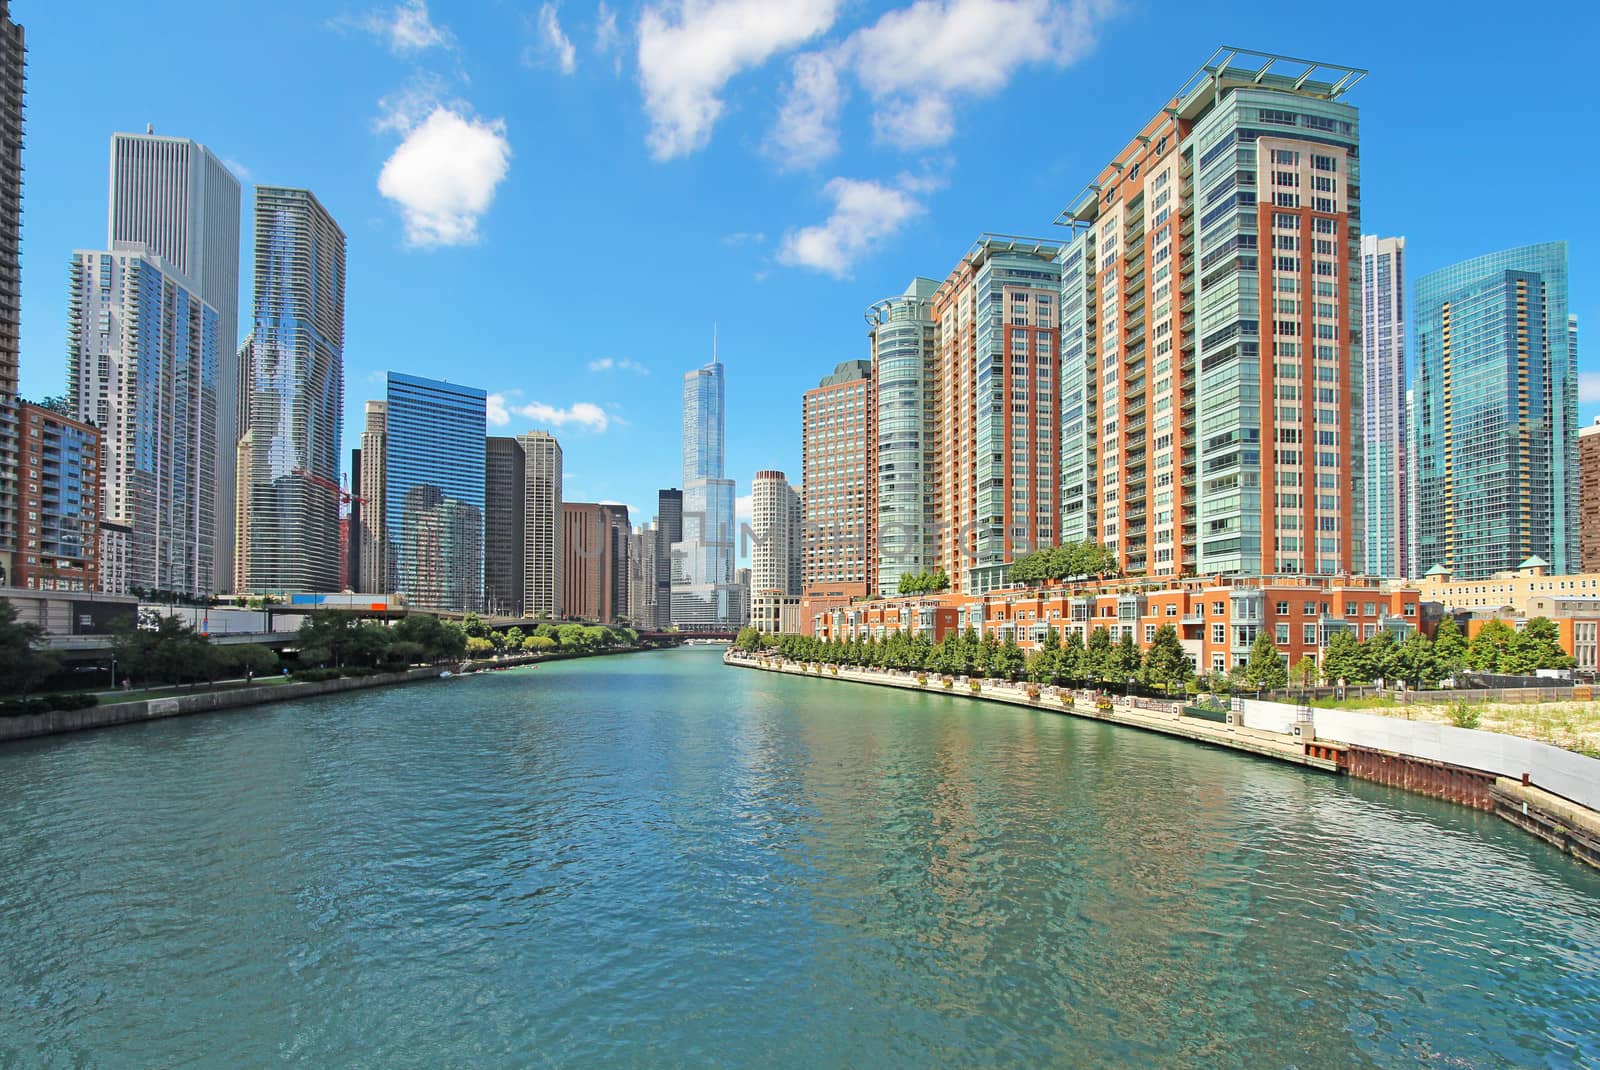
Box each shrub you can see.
[941,677,954,689]
[968,680,981,693]
[1447,700,1482,730]
[1096,698,1114,711]
[1026,686,1041,701]
[916,674,928,686]
[1060,695,1074,708]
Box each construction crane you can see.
[292,469,368,513]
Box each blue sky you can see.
[13,0,1599,548]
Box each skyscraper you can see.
[655,487,681,626]
[1058,48,1366,580]
[1581,419,1600,574]
[520,430,563,617]
[0,0,24,587]
[11,401,101,593]
[107,132,242,587]
[357,401,388,592]
[385,372,486,613]
[68,248,219,595]
[1412,242,1578,579]
[0,0,20,401]
[627,522,658,626]
[1361,235,1407,578]
[934,238,1060,592]
[673,357,741,628]
[243,187,346,593]
[868,277,939,595]
[484,435,526,616]
[563,502,629,622]
[802,361,875,598]
[750,469,802,596]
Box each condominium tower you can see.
[750,469,802,596]
[357,401,388,592]
[563,502,629,622]
[0,0,25,585]
[935,238,1061,592]
[655,487,681,627]
[673,359,742,628]
[107,132,242,588]
[1360,235,1406,578]
[1058,47,1366,580]
[627,522,659,626]
[802,361,875,596]
[867,277,939,594]
[520,430,563,617]
[1412,242,1579,579]
[68,247,219,595]
[1581,419,1600,574]
[243,187,346,593]
[484,436,526,616]
[385,372,486,613]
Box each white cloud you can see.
[637,0,840,160]
[587,358,650,375]
[377,106,513,247]
[849,0,1112,149]
[1580,371,1600,405]
[514,401,611,432]
[721,231,766,245]
[778,176,927,278]
[534,3,578,74]
[351,0,452,55]
[735,493,753,523]
[487,393,511,426]
[768,51,845,170]
[595,2,623,65]
[221,157,253,181]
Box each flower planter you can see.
[916,675,928,686]
[1060,695,1074,709]
[941,678,954,689]
[1026,688,1041,701]
[968,681,982,694]
[1095,700,1114,712]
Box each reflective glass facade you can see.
[244,187,345,593]
[385,372,486,613]
[1361,235,1406,578]
[673,360,741,627]
[1412,242,1578,579]
[869,277,938,594]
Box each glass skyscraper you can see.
[672,358,741,627]
[385,372,486,613]
[868,277,939,594]
[243,187,345,593]
[1361,235,1407,578]
[1412,242,1578,580]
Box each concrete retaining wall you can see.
[0,668,442,744]
[1229,696,1600,812]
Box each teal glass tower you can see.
[1411,242,1578,580]
[385,372,487,613]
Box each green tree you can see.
[0,599,57,696]
[1112,631,1143,690]
[1321,629,1366,685]
[995,634,1026,681]
[113,616,214,686]
[1393,630,1440,689]
[466,636,494,656]
[897,568,951,595]
[1465,619,1515,672]
[1289,656,1319,690]
[461,612,490,639]
[1240,631,1287,692]
[505,626,525,649]
[1362,631,1400,685]
[1432,616,1467,679]
[1141,624,1192,697]
[522,635,558,653]
[1083,627,1113,687]
[228,643,280,680]
[734,626,764,652]
[1058,629,1085,685]
[1504,617,1575,673]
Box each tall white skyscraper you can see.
[107,132,242,588]
[750,469,801,596]
[1361,235,1407,578]
[672,356,742,628]
[519,430,563,617]
[68,247,218,595]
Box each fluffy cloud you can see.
[487,393,512,426]
[769,0,1112,163]
[1581,371,1600,405]
[768,51,844,169]
[378,106,513,247]
[735,493,753,523]
[534,3,578,74]
[515,400,612,432]
[637,0,839,160]
[587,358,650,375]
[778,176,927,278]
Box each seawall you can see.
[726,652,1600,871]
[0,667,443,744]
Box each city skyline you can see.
[6,1,1596,537]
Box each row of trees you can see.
[736,623,1198,696]
[896,568,951,595]
[1007,541,1120,586]
[456,613,639,657]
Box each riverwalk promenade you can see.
[725,649,1600,870]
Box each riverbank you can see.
[727,650,1600,871]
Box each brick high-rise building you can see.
[11,401,101,593]
[1579,419,1600,575]
[0,0,26,585]
[1058,47,1367,581]
[802,361,875,611]
[933,238,1061,593]
[563,501,628,622]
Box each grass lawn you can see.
[85,677,294,705]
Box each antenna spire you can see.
[713,322,718,364]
